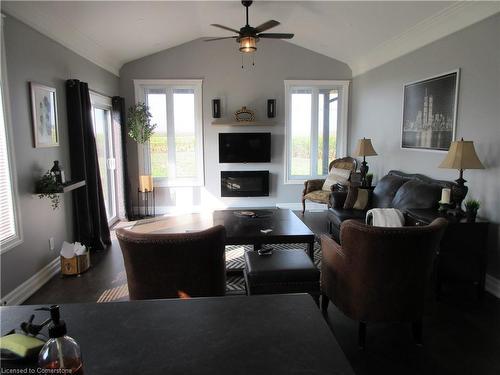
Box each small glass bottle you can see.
[38,305,84,374]
[50,161,64,184]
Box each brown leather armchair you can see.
[116,225,226,300]
[320,218,447,348]
[302,157,357,214]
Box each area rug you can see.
[96,242,321,302]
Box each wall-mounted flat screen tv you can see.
[219,132,271,163]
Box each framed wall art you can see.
[30,82,59,148]
[401,69,459,152]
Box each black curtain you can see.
[66,79,111,250]
[112,96,133,220]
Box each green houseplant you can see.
[36,171,62,209]
[464,199,480,222]
[127,102,156,144]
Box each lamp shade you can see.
[439,139,484,170]
[353,138,378,157]
[239,36,257,53]
[139,175,153,192]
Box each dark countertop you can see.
[1,294,354,375]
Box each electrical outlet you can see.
[49,237,55,251]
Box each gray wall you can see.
[0,15,119,297]
[349,14,500,277]
[119,38,351,210]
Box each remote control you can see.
[258,247,273,256]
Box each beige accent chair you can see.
[301,157,357,214]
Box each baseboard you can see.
[1,257,60,306]
[485,274,500,299]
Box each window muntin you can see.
[285,80,349,184]
[135,80,203,187]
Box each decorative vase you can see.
[365,175,373,188]
[465,209,477,222]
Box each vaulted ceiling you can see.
[2,1,499,76]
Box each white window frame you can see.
[0,14,23,253]
[284,80,350,184]
[134,79,204,187]
[90,91,119,225]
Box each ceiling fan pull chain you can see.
[252,53,255,66]
[241,54,244,69]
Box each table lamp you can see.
[353,138,378,187]
[438,138,484,212]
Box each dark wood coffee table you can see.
[213,209,316,259]
[129,209,316,259]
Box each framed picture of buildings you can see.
[30,82,59,148]
[401,70,459,151]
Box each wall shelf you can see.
[60,180,86,193]
[35,180,86,195]
[211,119,276,126]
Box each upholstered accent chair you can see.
[302,157,357,214]
[116,225,226,300]
[320,218,447,348]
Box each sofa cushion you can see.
[327,208,366,228]
[372,175,407,208]
[344,186,370,210]
[322,167,351,191]
[391,180,441,210]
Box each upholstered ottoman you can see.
[244,249,320,304]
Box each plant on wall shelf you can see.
[36,171,61,210]
[127,102,157,144]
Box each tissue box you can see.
[61,252,90,276]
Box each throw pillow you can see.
[322,167,351,191]
[344,186,370,210]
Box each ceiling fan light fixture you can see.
[239,36,257,53]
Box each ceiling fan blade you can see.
[255,20,280,33]
[258,33,294,39]
[210,24,240,34]
[204,36,238,42]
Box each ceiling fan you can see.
[205,0,294,53]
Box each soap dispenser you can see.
[37,305,83,374]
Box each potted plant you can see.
[35,171,62,209]
[464,199,480,222]
[127,102,156,144]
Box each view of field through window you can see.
[148,89,197,180]
[290,89,338,177]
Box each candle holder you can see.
[137,188,155,218]
[438,202,451,215]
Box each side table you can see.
[406,208,489,300]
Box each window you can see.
[134,80,204,187]
[0,30,22,252]
[284,80,349,183]
[90,92,118,224]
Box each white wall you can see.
[119,38,351,212]
[349,14,500,277]
[0,15,119,297]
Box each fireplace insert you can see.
[221,171,269,197]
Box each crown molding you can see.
[351,2,500,77]
[2,6,121,76]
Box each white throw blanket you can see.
[366,208,405,227]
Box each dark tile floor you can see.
[23,210,500,375]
